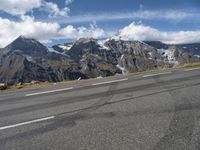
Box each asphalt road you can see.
[0,67,200,150]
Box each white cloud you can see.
[0,0,72,18]
[0,17,106,47]
[42,1,70,18]
[0,16,60,47]
[0,0,41,17]
[115,22,200,44]
[59,22,106,39]
[55,9,199,24]
[1,17,200,48]
[65,0,73,5]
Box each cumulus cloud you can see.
[65,0,73,5]
[0,17,106,47]
[0,0,72,18]
[115,22,200,44]
[0,16,60,46]
[0,0,41,17]
[59,22,106,39]
[42,1,70,18]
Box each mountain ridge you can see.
[0,36,200,85]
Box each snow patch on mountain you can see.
[148,52,153,59]
[117,64,127,75]
[157,48,179,66]
[97,40,110,50]
[58,44,73,51]
[24,55,34,62]
[48,47,68,56]
[120,54,124,60]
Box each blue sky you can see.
[0,0,200,47]
[40,0,200,31]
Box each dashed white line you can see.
[92,78,128,86]
[26,87,74,97]
[0,116,55,131]
[184,67,200,72]
[143,72,172,78]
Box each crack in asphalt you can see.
[0,74,200,118]
[0,82,119,145]
[1,75,200,149]
[153,76,197,150]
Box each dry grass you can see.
[3,62,200,91]
[180,63,200,68]
[13,80,77,90]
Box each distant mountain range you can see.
[0,36,200,85]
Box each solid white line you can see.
[184,67,200,72]
[26,87,74,97]
[92,78,128,86]
[0,116,55,131]
[143,72,172,78]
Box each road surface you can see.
[0,67,200,150]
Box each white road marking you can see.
[143,72,172,78]
[184,67,200,72]
[0,116,55,131]
[26,87,74,97]
[92,78,128,86]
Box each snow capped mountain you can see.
[0,36,200,85]
[144,41,200,67]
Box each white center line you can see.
[26,87,74,97]
[0,116,55,131]
[92,78,128,86]
[184,67,200,72]
[143,72,172,78]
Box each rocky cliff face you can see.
[65,38,121,77]
[3,36,48,57]
[0,36,200,85]
[0,36,87,84]
[105,40,162,73]
[145,41,200,66]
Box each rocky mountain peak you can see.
[4,36,48,57]
[75,38,98,44]
[0,36,200,85]
[67,38,101,61]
